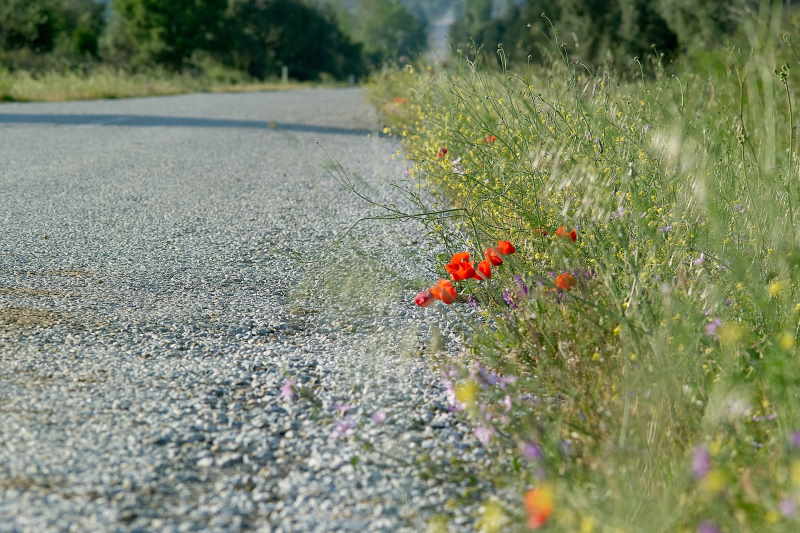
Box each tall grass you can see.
[0,66,312,103]
[372,4,800,531]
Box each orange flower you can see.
[392,97,408,104]
[484,134,497,143]
[430,279,457,304]
[497,240,516,255]
[554,272,576,291]
[476,259,492,280]
[485,248,503,266]
[436,147,448,159]
[524,485,554,529]
[414,289,434,307]
[555,226,577,242]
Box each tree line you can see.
[450,0,761,69]
[0,0,433,80]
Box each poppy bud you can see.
[555,226,578,242]
[555,272,577,291]
[475,260,492,280]
[497,240,516,254]
[414,289,434,307]
[485,248,503,266]
[430,279,457,304]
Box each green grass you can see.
[0,66,322,103]
[371,6,800,532]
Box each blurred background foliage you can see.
[0,0,444,81]
[0,0,778,85]
[450,0,761,69]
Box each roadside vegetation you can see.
[0,0,443,103]
[371,1,800,531]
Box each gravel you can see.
[0,88,487,532]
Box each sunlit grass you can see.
[371,5,800,532]
[0,67,324,103]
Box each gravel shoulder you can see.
[0,89,484,532]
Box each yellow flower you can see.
[718,323,744,346]
[791,459,800,486]
[769,280,788,298]
[455,380,478,408]
[700,469,727,494]
[612,325,621,336]
[426,515,450,533]
[477,500,508,533]
[779,332,796,350]
[580,516,597,533]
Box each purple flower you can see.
[442,379,464,412]
[476,365,501,386]
[280,379,296,402]
[514,275,529,297]
[331,418,355,440]
[611,206,626,219]
[371,411,387,424]
[692,446,711,479]
[791,431,800,448]
[467,295,479,310]
[659,224,673,233]
[751,413,777,422]
[334,403,353,415]
[693,253,706,266]
[697,521,720,533]
[502,289,517,309]
[705,319,722,337]
[474,426,494,445]
[733,204,745,213]
[559,439,573,456]
[780,498,797,517]
[521,442,543,461]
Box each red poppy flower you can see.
[446,261,476,281]
[485,248,503,266]
[497,240,516,255]
[484,135,497,143]
[436,147,448,159]
[554,272,576,291]
[555,226,578,242]
[430,279,457,304]
[445,252,476,281]
[449,251,471,264]
[414,289,434,307]
[476,259,492,280]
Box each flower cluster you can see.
[414,241,516,306]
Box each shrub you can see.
[0,0,104,68]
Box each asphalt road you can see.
[0,89,484,532]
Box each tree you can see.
[103,0,364,80]
[352,0,428,67]
[0,0,104,57]
[450,0,756,69]
[105,0,228,69]
[223,0,364,80]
